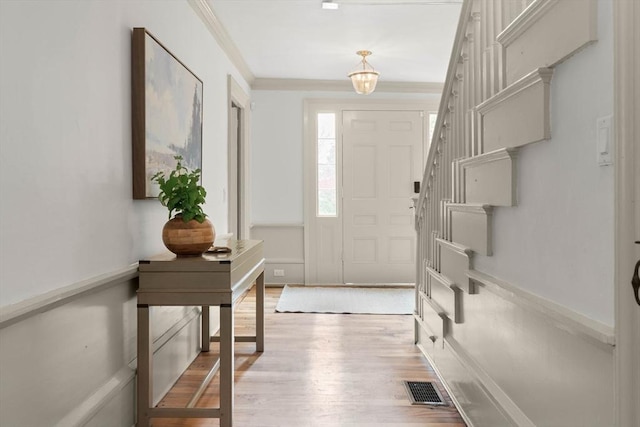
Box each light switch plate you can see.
[597,115,613,166]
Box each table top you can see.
[139,240,263,272]
[137,240,264,303]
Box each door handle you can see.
[633,241,640,306]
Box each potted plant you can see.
[152,155,215,256]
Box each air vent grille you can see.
[403,381,446,405]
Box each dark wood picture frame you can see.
[131,27,203,199]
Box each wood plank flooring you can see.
[154,287,466,426]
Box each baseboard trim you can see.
[445,337,536,427]
[249,222,304,228]
[415,341,479,427]
[266,258,304,265]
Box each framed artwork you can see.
[132,27,203,199]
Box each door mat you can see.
[275,285,413,315]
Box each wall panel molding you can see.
[415,292,448,346]
[476,68,552,153]
[54,366,135,427]
[468,269,615,347]
[497,0,597,84]
[0,264,138,329]
[436,238,475,294]
[444,336,536,427]
[458,147,518,206]
[417,268,615,426]
[250,224,305,284]
[447,203,493,255]
[417,337,515,427]
[497,0,560,47]
[427,266,463,323]
[0,266,207,427]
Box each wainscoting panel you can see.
[447,204,493,256]
[0,266,209,427]
[416,269,615,427]
[417,327,518,427]
[497,0,598,85]
[437,238,475,294]
[458,148,518,206]
[427,267,462,323]
[250,224,304,284]
[416,291,449,343]
[476,68,553,153]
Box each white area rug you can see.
[275,285,414,315]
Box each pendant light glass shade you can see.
[348,50,380,95]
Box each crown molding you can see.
[252,78,444,93]
[187,0,254,84]
[187,0,445,95]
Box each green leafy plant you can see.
[152,156,207,223]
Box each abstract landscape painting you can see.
[132,28,203,199]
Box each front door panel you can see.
[342,110,423,284]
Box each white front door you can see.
[342,110,423,284]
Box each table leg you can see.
[220,304,234,427]
[202,305,210,352]
[256,272,265,352]
[136,304,152,426]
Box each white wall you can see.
[474,0,614,326]
[0,0,248,307]
[250,89,439,224]
[0,1,247,425]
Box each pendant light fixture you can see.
[348,50,380,95]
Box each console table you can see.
[136,239,265,427]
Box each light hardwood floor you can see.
[154,287,466,426]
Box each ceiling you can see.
[206,0,462,86]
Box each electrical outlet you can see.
[273,269,285,277]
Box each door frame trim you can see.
[303,99,439,284]
[227,75,251,240]
[613,0,640,424]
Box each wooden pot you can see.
[162,216,215,257]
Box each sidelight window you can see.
[317,113,337,217]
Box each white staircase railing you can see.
[415,0,530,304]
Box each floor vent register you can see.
[403,381,446,406]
